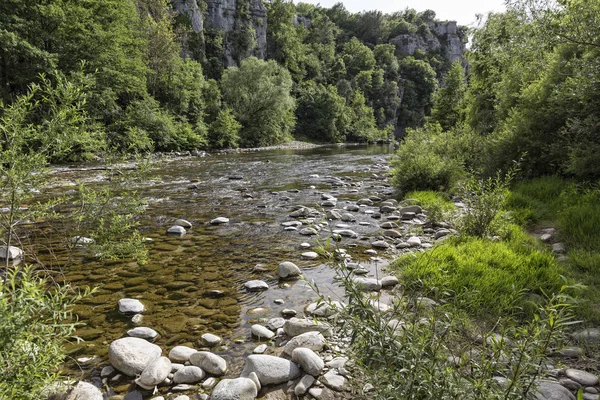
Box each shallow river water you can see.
[47,144,400,396]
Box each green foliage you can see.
[394,233,564,319]
[0,266,93,400]
[208,108,241,149]
[341,37,376,77]
[391,123,486,193]
[221,57,295,147]
[405,191,455,225]
[294,81,349,142]
[398,57,438,130]
[313,244,577,399]
[430,61,466,130]
[456,170,515,238]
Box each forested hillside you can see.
[0,0,466,160]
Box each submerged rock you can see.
[278,261,301,279]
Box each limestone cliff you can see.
[390,21,466,63]
[172,0,267,67]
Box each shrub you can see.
[405,191,455,225]
[208,108,241,149]
[456,170,514,238]
[0,266,92,399]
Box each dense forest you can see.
[0,0,468,159]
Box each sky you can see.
[295,0,506,26]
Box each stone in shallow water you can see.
[210,217,230,225]
[173,219,192,228]
[168,346,197,363]
[0,246,23,261]
[380,276,399,288]
[251,324,275,339]
[278,261,301,279]
[371,240,390,249]
[167,225,186,236]
[244,280,269,291]
[301,251,319,260]
[352,277,382,291]
[173,366,205,384]
[253,344,268,354]
[127,327,158,340]
[136,356,172,390]
[201,333,222,347]
[189,351,227,376]
[118,298,145,314]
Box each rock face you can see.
[210,377,258,400]
[108,337,162,376]
[390,21,466,63]
[241,355,301,385]
[174,0,267,67]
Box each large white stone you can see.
[278,261,301,279]
[66,381,103,400]
[283,331,326,356]
[118,298,145,314]
[283,318,332,337]
[108,337,162,376]
[189,351,227,376]
[136,356,172,390]
[352,277,382,291]
[201,333,222,347]
[210,378,257,400]
[241,355,301,386]
[168,346,196,362]
[251,324,275,340]
[244,280,269,291]
[295,375,316,396]
[173,366,205,384]
[292,348,324,376]
[0,246,23,261]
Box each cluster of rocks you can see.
[166,217,230,237]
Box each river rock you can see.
[332,229,359,238]
[380,205,397,213]
[340,213,356,222]
[66,381,103,400]
[167,226,186,236]
[305,301,343,317]
[168,346,197,362]
[565,369,599,386]
[241,355,301,386]
[406,236,422,247]
[299,227,318,235]
[308,387,336,400]
[108,337,162,376]
[71,236,94,245]
[435,229,451,239]
[353,277,382,291]
[201,333,222,347]
[136,356,172,390]
[127,327,158,340]
[295,375,316,396]
[282,221,303,228]
[267,318,286,330]
[399,205,422,215]
[0,245,23,261]
[534,381,576,400]
[210,378,258,400]
[244,280,269,291]
[320,371,347,391]
[346,205,360,212]
[278,261,301,279]
[189,351,227,375]
[383,229,403,238]
[572,328,600,344]
[371,240,390,249]
[380,276,399,288]
[173,366,205,384]
[357,198,374,206]
[118,298,145,314]
[283,318,332,337]
[251,324,275,339]
[380,222,399,229]
[210,217,230,225]
[301,251,319,260]
[283,332,326,355]
[174,219,192,228]
[292,348,324,376]
[253,344,268,354]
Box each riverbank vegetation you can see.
[0,0,461,159]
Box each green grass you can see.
[404,190,455,212]
[392,225,566,320]
[506,177,600,321]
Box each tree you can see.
[208,108,242,148]
[431,61,467,130]
[221,57,296,147]
[341,37,376,78]
[398,57,437,131]
[294,81,349,142]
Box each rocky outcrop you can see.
[390,21,466,63]
[173,0,267,67]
